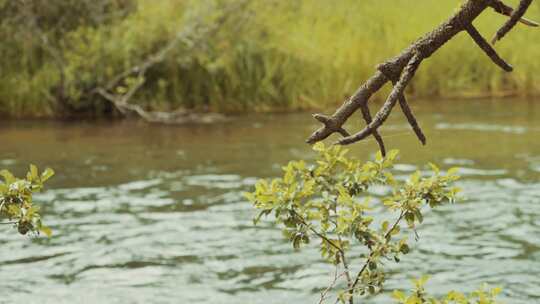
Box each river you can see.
[1,98,540,303]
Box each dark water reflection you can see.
[1,98,540,303]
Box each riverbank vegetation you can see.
[1,0,539,118]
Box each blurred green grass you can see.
[1,0,539,117]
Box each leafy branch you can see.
[245,144,501,303]
[0,165,54,237]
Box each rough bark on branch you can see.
[337,53,423,145]
[307,0,538,155]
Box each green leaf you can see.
[413,208,423,223]
[392,290,406,301]
[409,171,421,184]
[0,183,7,194]
[405,212,415,227]
[491,286,502,296]
[447,167,460,175]
[375,150,383,162]
[41,168,55,182]
[243,192,255,202]
[414,275,429,288]
[400,243,410,254]
[428,162,440,174]
[313,142,325,152]
[253,209,272,225]
[382,220,389,232]
[30,164,38,180]
[292,233,303,249]
[0,170,15,184]
[40,226,53,237]
[383,150,399,168]
[386,149,399,161]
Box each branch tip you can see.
[360,104,386,156]
[491,0,534,44]
[398,95,427,145]
[465,24,513,72]
[313,113,331,125]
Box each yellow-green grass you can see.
[0,0,539,117]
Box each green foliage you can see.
[1,0,539,117]
[0,165,54,237]
[392,276,502,304]
[245,143,501,303]
[0,0,135,116]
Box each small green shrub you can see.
[245,143,501,303]
[0,165,54,237]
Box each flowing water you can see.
[1,98,540,303]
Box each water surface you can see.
[1,98,540,303]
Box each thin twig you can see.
[349,211,405,296]
[330,201,354,304]
[291,208,358,303]
[290,210,344,255]
[319,266,345,304]
[337,234,353,290]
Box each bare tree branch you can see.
[337,53,423,145]
[306,0,538,153]
[306,71,388,145]
[319,266,345,304]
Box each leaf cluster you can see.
[0,165,54,237]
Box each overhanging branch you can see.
[337,53,423,146]
[306,0,538,155]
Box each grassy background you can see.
[1,0,539,117]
